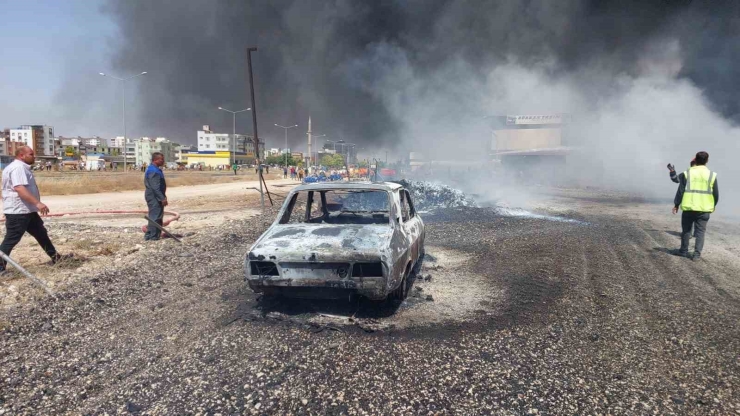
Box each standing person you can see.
[0,147,71,273]
[232,162,238,176]
[283,166,288,179]
[144,152,168,241]
[298,168,304,181]
[667,158,696,184]
[668,158,697,237]
[290,166,296,180]
[672,151,718,261]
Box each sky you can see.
[0,0,127,141]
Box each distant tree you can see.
[64,146,79,158]
[321,154,345,168]
[265,154,300,166]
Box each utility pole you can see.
[218,107,250,166]
[275,124,298,167]
[99,71,147,172]
[307,116,312,172]
[246,46,263,208]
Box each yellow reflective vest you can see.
[680,166,717,213]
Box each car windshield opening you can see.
[280,189,390,225]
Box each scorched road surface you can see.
[1,191,739,415]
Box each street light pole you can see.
[218,107,251,166]
[274,124,298,166]
[99,71,147,172]
[311,134,326,167]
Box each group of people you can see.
[667,151,719,261]
[285,166,305,180]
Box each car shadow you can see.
[256,295,405,319]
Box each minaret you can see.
[307,116,312,167]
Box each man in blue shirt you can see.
[144,152,168,241]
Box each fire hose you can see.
[0,210,181,296]
[0,210,181,233]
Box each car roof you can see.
[293,181,403,192]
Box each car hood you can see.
[249,223,393,262]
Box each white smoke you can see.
[346,39,740,218]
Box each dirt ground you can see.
[0,183,738,414]
[0,177,297,308]
[33,170,287,196]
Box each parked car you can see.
[245,182,425,300]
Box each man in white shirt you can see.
[0,146,71,273]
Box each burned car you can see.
[245,182,424,300]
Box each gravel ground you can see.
[1,189,739,415]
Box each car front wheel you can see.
[389,266,410,301]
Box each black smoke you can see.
[103,0,740,149]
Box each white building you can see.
[109,136,126,148]
[86,138,102,146]
[134,137,178,165]
[9,125,56,156]
[197,126,249,153]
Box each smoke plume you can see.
[103,0,740,214]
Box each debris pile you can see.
[396,180,474,212]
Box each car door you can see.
[400,189,422,265]
[404,189,424,255]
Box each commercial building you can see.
[9,125,56,156]
[197,125,260,154]
[187,126,265,167]
[176,145,196,164]
[488,114,571,179]
[134,137,178,165]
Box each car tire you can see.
[389,265,410,301]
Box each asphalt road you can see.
[1,192,738,414]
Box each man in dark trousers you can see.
[668,158,697,237]
[672,151,718,261]
[144,152,168,241]
[0,146,71,273]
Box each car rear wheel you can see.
[389,265,410,301]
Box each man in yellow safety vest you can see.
[672,151,719,261]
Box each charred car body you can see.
[245,182,424,300]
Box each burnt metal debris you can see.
[395,180,474,211]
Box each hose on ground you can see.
[0,210,181,229]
